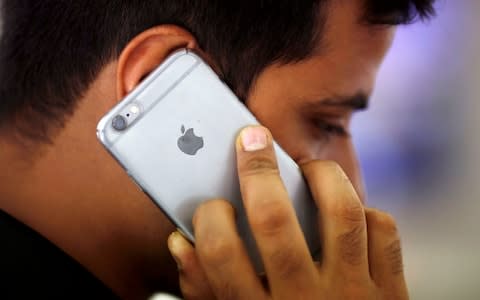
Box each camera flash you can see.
[130,105,140,114]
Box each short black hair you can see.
[0,0,435,143]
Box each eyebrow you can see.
[302,92,370,112]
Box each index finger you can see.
[301,161,370,281]
[236,126,318,298]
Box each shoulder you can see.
[0,210,120,299]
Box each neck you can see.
[0,66,180,299]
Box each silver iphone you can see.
[97,49,319,272]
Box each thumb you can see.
[168,231,215,300]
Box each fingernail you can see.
[168,232,185,271]
[241,126,268,152]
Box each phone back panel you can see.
[97,50,319,271]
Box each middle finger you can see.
[236,126,318,298]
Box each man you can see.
[0,1,435,299]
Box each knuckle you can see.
[240,153,279,177]
[385,240,404,275]
[337,225,366,266]
[336,200,365,225]
[197,233,235,269]
[269,245,305,280]
[249,200,291,236]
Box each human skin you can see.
[0,1,403,299]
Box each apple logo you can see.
[177,125,204,156]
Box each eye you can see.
[313,119,350,140]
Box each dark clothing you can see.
[0,209,120,299]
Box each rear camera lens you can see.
[112,115,127,131]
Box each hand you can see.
[167,126,408,300]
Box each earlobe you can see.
[116,25,197,99]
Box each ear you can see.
[116,25,198,98]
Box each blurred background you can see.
[351,0,480,299]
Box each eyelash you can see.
[314,120,349,138]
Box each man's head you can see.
[0,0,434,143]
[0,1,435,298]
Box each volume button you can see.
[127,172,144,192]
